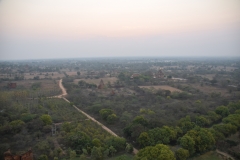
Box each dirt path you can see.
[57,79,139,154]
[216,149,235,160]
[58,79,67,96]
[53,138,66,155]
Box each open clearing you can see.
[0,79,59,90]
[24,72,65,79]
[197,74,215,80]
[193,151,222,160]
[192,84,229,96]
[74,77,118,85]
[139,85,182,92]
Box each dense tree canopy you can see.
[135,144,175,160]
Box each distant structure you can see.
[8,83,17,89]
[155,69,164,78]
[98,79,105,89]
[4,149,33,160]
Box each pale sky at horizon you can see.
[0,0,240,60]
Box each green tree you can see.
[40,114,52,125]
[70,150,76,159]
[181,128,215,154]
[105,137,126,152]
[125,143,133,153]
[180,135,195,155]
[92,138,101,147]
[109,146,117,156]
[215,106,229,117]
[67,131,91,151]
[107,114,118,124]
[195,116,210,127]
[212,123,237,137]
[207,111,222,124]
[99,109,113,120]
[178,116,195,134]
[135,144,175,160]
[116,155,129,160]
[133,116,148,127]
[175,148,189,160]
[38,155,48,160]
[91,146,103,160]
[9,120,25,133]
[138,132,151,147]
[77,71,81,76]
[147,126,177,145]
[79,154,87,160]
[222,114,240,127]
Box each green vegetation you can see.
[1,58,240,159]
[0,90,128,160]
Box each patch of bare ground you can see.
[24,72,65,79]
[139,85,182,92]
[74,77,118,85]
[197,74,216,80]
[65,71,78,76]
[0,79,59,90]
[192,84,230,97]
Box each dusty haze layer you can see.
[0,0,240,60]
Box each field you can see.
[192,84,229,96]
[74,77,118,85]
[0,79,59,91]
[197,74,215,80]
[227,132,240,142]
[139,85,182,92]
[107,154,134,160]
[24,72,65,79]
[192,151,222,160]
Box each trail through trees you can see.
[57,79,139,154]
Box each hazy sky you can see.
[0,0,240,60]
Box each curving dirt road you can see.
[57,79,139,154]
[216,149,235,160]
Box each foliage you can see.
[175,148,189,160]
[135,144,176,160]
[40,114,52,125]
[91,146,104,160]
[180,128,215,155]
[179,135,195,155]
[70,150,76,159]
[105,137,126,152]
[178,116,196,134]
[99,109,114,120]
[107,114,118,124]
[67,131,91,151]
[125,143,133,153]
[215,106,229,117]
[38,155,48,160]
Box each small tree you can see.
[175,148,189,160]
[38,155,48,160]
[70,150,76,159]
[107,114,118,124]
[125,143,133,153]
[40,114,52,125]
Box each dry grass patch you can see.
[140,85,182,92]
[0,79,59,90]
[24,72,65,79]
[192,84,229,97]
[197,74,215,80]
[74,77,118,85]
